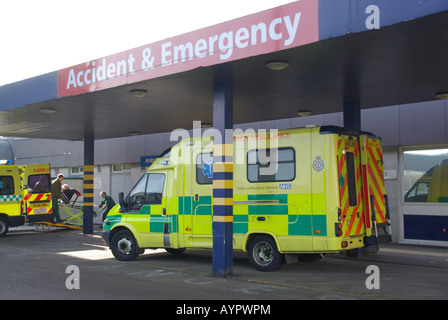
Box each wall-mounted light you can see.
[435,92,448,100]
[297,110,312,117]
[266,60,289,71]
[129,131,140,136]
[40,108,56,114]
[130,89,148,98]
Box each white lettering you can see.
[116,60,126,77]
[195,38,208,58]
[161,42,172,66]
[96,58,106,82]
[107,62,116,79]
[127,53,136,74]
[235,27,249,48]
[219,31,233,60]
[84,69,91,85]
[208,34,219,56]
[174,42,194,63]
[251,22,267,45]
[64,10,306,91]
[76,70,84,87]
[283,12,301,46]
[269,18,283,41]
[365,5,380,30]
[66,69,77,89]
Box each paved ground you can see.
[1,225,447,304]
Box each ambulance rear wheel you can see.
[111,229,139,261]
[0,216,9,237]
[248,235,283,271]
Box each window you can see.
[247,148,295,182]
[71,166,84,174]
[113,164,132,172]
[346,152,358,206]
[28,174,51,194]
[403,148,448,203]
[126,173,165,211]
[0,176,14,195]
[196,153,213,185]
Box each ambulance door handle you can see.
[195,194,199,202]
[162,208,166,215]
[257,217,266,222]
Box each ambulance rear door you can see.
[20,164,53,222]
[359,135,388,237]
[337,135,366,237]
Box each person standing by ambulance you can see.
[51,174,64,223]
[99,191,116,222]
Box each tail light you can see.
[335,223,343,237]
[338,208,342,222]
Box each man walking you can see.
[51,174,64,223]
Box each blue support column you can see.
[83,135,94,234]
[212,81,234,277]
[343,100,361,131]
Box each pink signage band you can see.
[58,1,318,97]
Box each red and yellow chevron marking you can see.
[337,137,365,237]
[24,192,52,215]
[366,140,386,224]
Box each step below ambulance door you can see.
[337,135,366,237]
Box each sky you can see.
[0,0,295,86]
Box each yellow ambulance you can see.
[0,161,23,237]
[102,126,390,271]
[0,162,53,237]
[404,159,448,203]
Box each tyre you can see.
[247,235,283,271]
[0,216,9,237]
[110,229,140,261]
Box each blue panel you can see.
[319,0,448,41]
[404,215,448,242]
[0,72,58,111]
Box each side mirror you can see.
[119,192,126,208]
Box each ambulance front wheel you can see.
[0,216,9,237]
[110,229,140,261]
[248,235,283,271]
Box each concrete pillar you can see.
[343,100,361,131]
[83,135,94,234]
[212,81,234,276]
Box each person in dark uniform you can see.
[99,191,116,222]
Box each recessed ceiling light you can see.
[435,92,448,100]
[266,60,289,71]
[130,89,148,98]
[201,122,212,128]
[297,110,312,117]
[40,108,56,114]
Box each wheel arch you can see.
[243,231,282,253]
[109,223,142,248]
